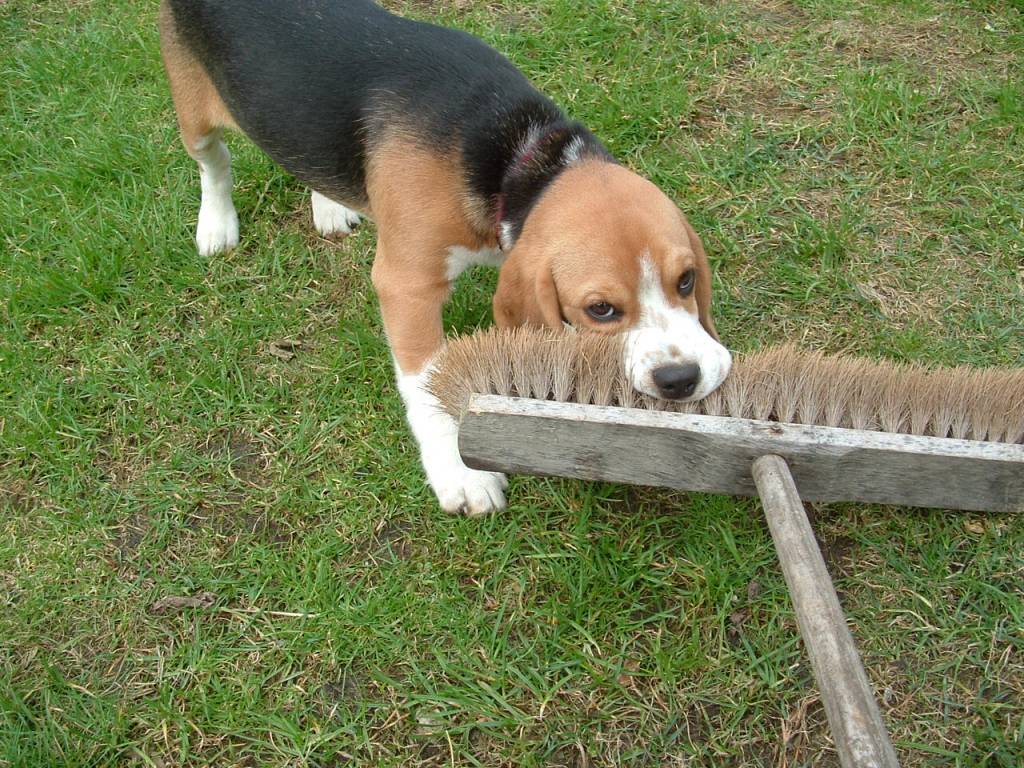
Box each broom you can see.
[427,326,1024,768]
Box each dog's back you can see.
[163,0,557,204]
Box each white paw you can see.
[396,365,509,516]
[312,191,360,238]
[195,204,239,256]
[431,465,508,517]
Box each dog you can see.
[159,0,732,515]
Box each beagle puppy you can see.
[159,0,732,515]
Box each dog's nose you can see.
[652,363,701,400]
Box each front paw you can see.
[431,466,508,517]
[196,204,239,256]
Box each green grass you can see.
[2,0,1022,765]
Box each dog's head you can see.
[494,161,731,401]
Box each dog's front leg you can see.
[371,242,507,516]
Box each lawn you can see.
[1,0,1022,765]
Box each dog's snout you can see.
[652,363,701,400]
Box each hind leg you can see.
[159,1,239,256]
[190,130,239,256]
[311,190,361,238]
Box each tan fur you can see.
[159,1,237,152]
[494,161,717,337]
[682,218,718,340]
[366,139,496,374]
[428,327,1024,444]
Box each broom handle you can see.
[753,455,900,768]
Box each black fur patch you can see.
[494,121,612,247]
[167,0,614,240]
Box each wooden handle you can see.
[753,454,899,768]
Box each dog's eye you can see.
[677,268,696,297]
[586,302,619,321]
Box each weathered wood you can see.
[754,455,900,768]
[459,395,1024,513]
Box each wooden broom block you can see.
[458,395,1024,513]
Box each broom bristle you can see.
[428,327,1024,444]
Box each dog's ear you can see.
[683,219,720,341]
[493,245,563,329]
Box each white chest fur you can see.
[445,245,506,282]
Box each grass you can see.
[1,0,1022,765]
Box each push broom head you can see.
[429,327,1024,444]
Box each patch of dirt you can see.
[0,482,35,515]
[186,488,244,529]
[149,591,217,614]
[185,498,293,546]
[605,486,694,518]
[827,15,1012,79]
[1,572,22,609]
[349,518,417,566]
[719,0,1012,80]
[546,743,589,768]
[266,339,302,361]
[805,506,859,578]
[685,80,833,141]
[238,511,289,545]
[295,255,372,336]
[468,727,497,762]
[335,518,419,592]
[731,0,809,27]
[678,52,839,149]
[605,485,643,515]
[201,428,270,486]
[374,519,414,560]
[93,431,141,488]
[627,592,670,625]
[726,577,766,646]
[733,81,815,125]
[817,534,856,578]
[681,701,719,746]
[852,276,940,327]
[321,669,369,713]
[842,178,996,331]
[111,514,149,561]
[382,0,539,31]
[782,185,846,227]
[379,0,465,13]
[773,693,836,767]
